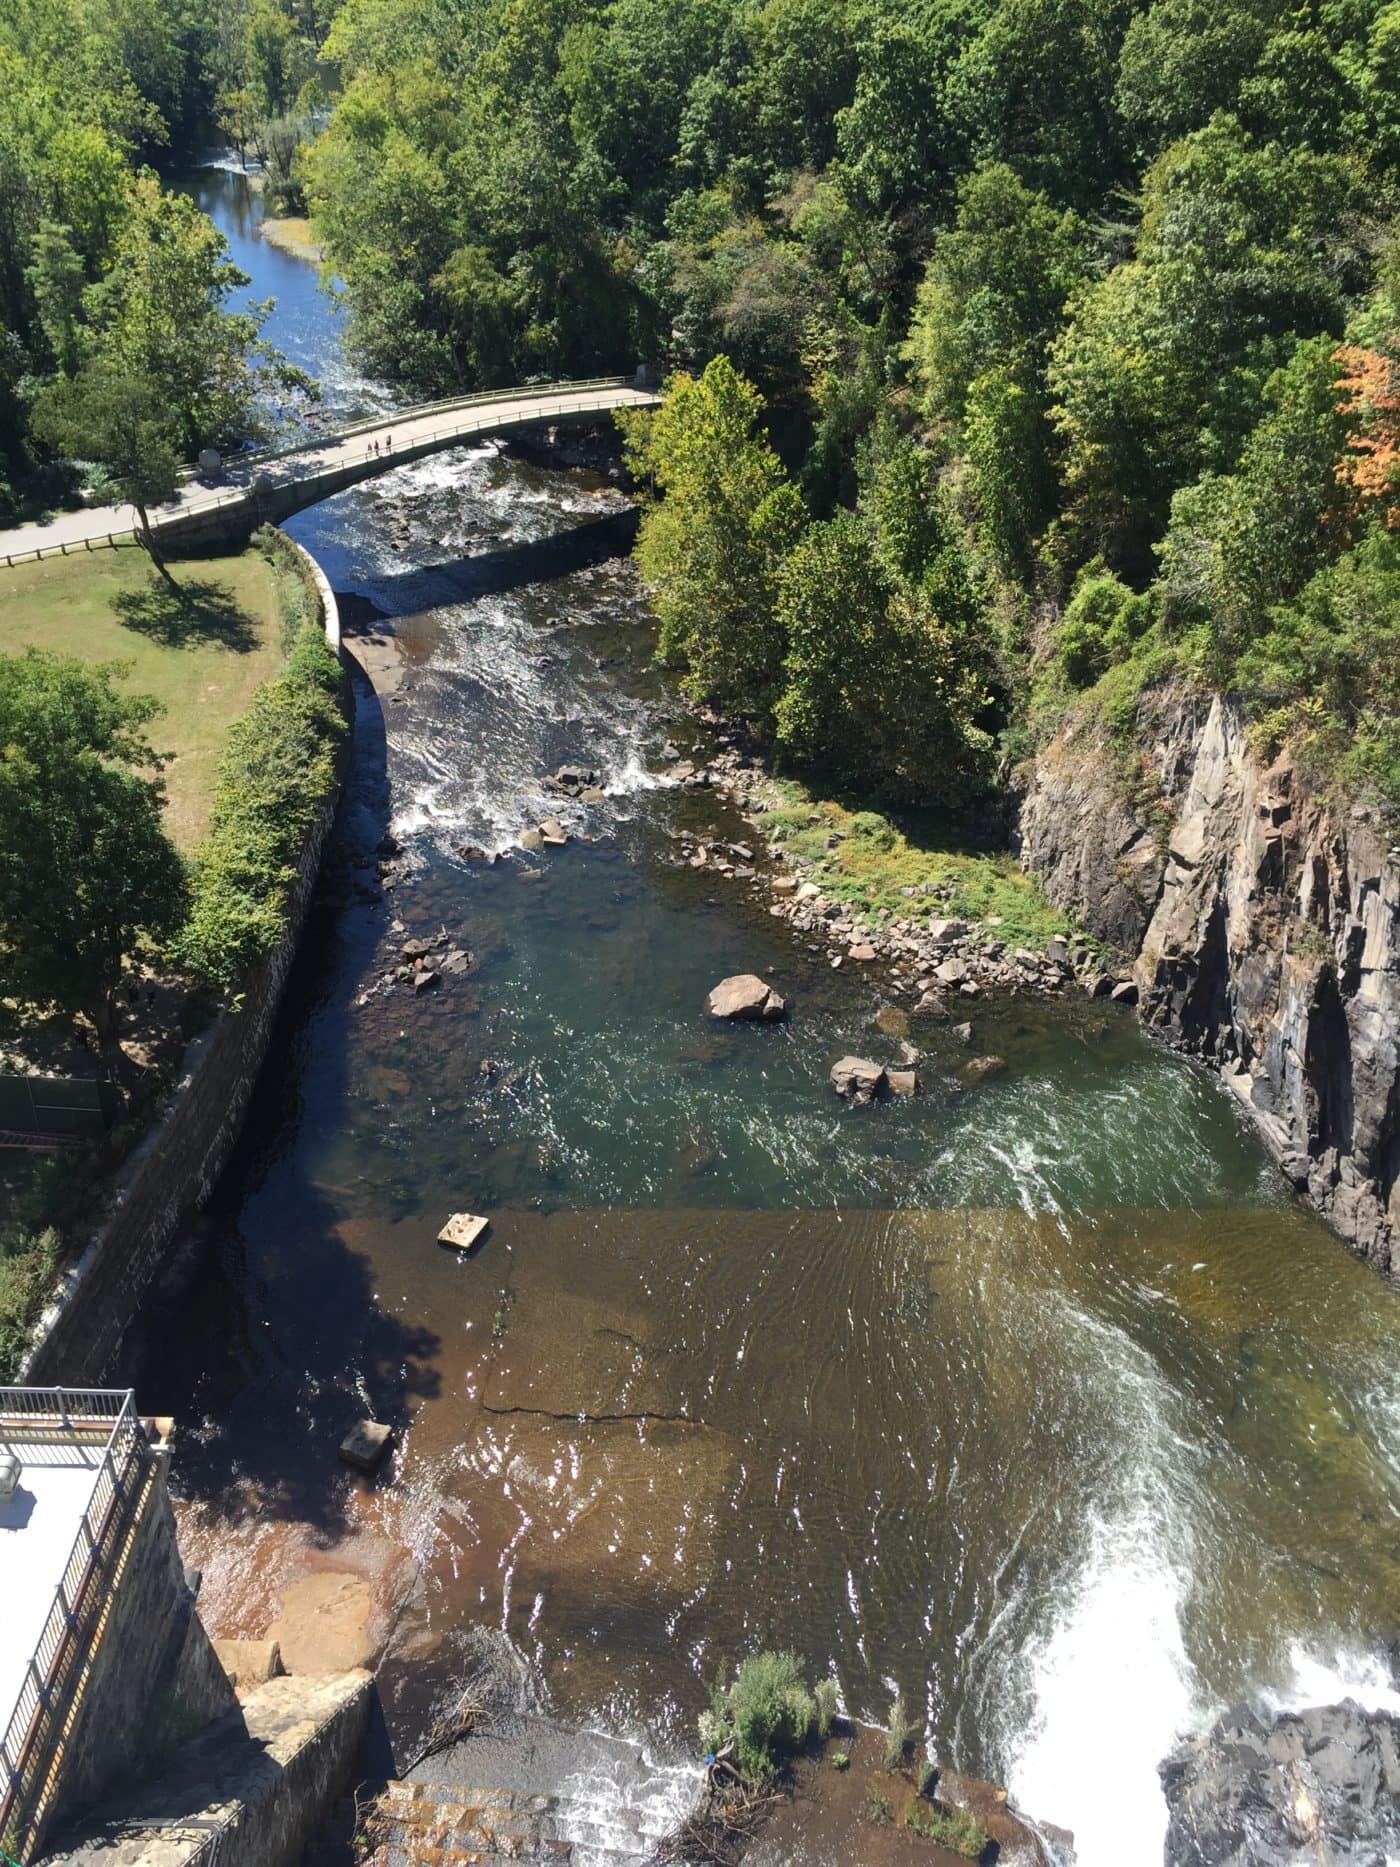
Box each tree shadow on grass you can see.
[111,573,260,652]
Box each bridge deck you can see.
[0,378,661,565]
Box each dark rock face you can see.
[1160,1701,1400,1866]
[1020,689,1400,1276]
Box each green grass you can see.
[904,1800,989,1856]
[761,779,1076,947]
[0,543,287,849]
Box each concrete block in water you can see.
[339,1421,392,1472]
[438,1212,490,1252]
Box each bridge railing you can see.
[1,384,661,570]
[0,1389,150,1862]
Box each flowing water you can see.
[139,166,1400,1864]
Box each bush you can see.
[905,1801,989,1857]
[813,1676,839,1739]
[849,810,897,850]
[174,534,345,994]
[0,1228,60,1381]
[701,1650,817,1783]
[883,1688,919,1769]
[1057,560,1152,688]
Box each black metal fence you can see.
[0,1077,116,1144]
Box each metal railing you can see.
[0,376,659,571]
[199,372,638,476]
[0,1389,150,1862]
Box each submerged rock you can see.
[1160,1700,1400,1866]
[706,974,788,1021]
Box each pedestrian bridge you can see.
[0,375,663,566]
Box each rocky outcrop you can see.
[1160,1700,1400,1866]
[1020,688,1400,1275]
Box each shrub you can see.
[813,1676,839,1739]
[1057,559,1152,688]
[849,810,897,850]
[0,1228,60,1381]
[174,548,345,995]
[883,1689,919,1769]
[702,1650,817,1783]
[831,1750,850,1770]
[905,1801,989,1857]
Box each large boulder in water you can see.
[1160,1701,1400,1865]
[830,1056,886,1104]
[706,974,788,1021]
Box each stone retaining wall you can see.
[22,537,346,1384]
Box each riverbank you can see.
[7,533,347,1385]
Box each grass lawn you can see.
[0,542,286,849]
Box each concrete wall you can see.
[22,541,345,1385]
[40,1452,239,1845]
[45,1671,375,1867]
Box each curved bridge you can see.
[0,376,662,566]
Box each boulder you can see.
[1110,978,1140,1005]
[927,918,968,947]
[519,826,544,851]
[539,817,570,847]
[935,957,968,986]
[1160,1702,1400,1867]
[830,1056,886,1103]
[887,1069,919,1097]
[875,1005,911,1039]
[915,989,950,1019]
[952,1021,974,1044]
[706,974,788,1021]
[961,1055,1007,1083]
[848,943,878,962]
[771,875,798,895]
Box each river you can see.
[138,163,1400,1865]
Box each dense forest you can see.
[4,0,1399,810]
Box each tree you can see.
[33,363,181,579]
[620,356,805,719]
[775,433,995,800]
[0,651,185,1039]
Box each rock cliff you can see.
[1019,687,1400,1274]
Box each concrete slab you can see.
[0,1437,105,1743]
[438,1213,490,1252]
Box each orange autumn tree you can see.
[1336,342,1400,523]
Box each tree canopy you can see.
[0,652,186,1037]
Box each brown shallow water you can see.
[135,162,1400,1866]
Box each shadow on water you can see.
[361,507,639,613]
[123,652,441,1538]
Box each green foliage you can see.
[1057,560,1152,687]
[0,1227,60,1382]
[865,1786,893,1825]
[174,535,345,994]
[905,1800,989,1856]
[702,1650,817,1783]
[831,1749,850,1770]
[813,1676,840,1739]
[622,357,804,718]
[763,779,1073,943]
[1236,528,1400,807]
[883,1688,919,1770]
[0,651,186,1036]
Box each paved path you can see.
[0,378,661,564]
